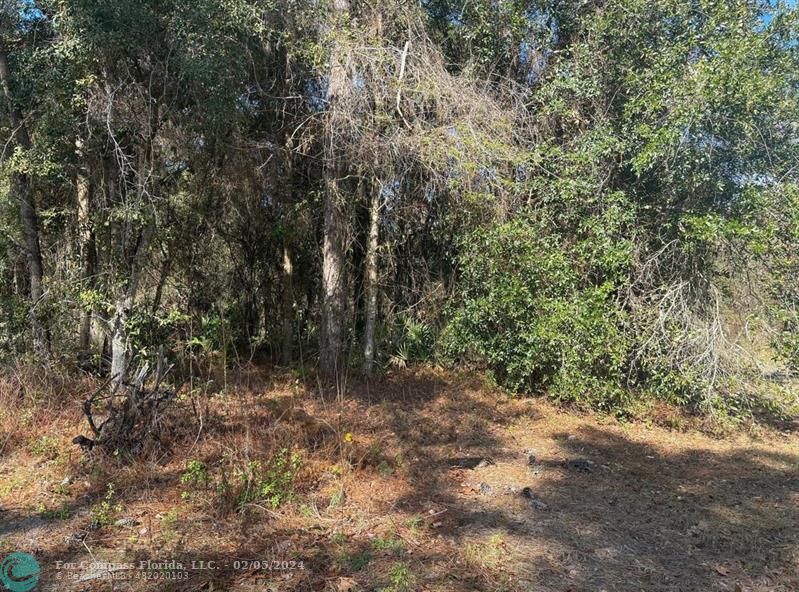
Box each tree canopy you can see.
[1,0,797,419]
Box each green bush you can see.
[0,295,30,359]
[180,459,209,500]
[442,215,631,410]
[91,483,123,526]
[235,448,302,511]
[775,319,799,373]
[387,315,435,369]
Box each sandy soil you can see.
[1,367,797,591]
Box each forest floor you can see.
[0,366,797,592]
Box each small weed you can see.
[181,459,209,488]
[29,435,59,459]
[298,503,316,518]
[336,550,372,572]
[0,478,20,497]
[372,533,404,554]
[384,561,414,592]
[405,515,424,531]
[37,502,71,520]
[328,488,345,509]
[91,483,123,526]
[20,409,34,427]
[235,449,302,511]
[161,508,179,534]
[349,551,371,572]
[464,533,506,569]
[180,459,209,500]
[292,366,311,381]
[376,460,394,477]
[160,508,180,544]
[161,507,179,527]
[332,529,372,573]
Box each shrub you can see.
[29,435,59,459]
[387,315,436,369]
[384,562,414,592]
[442,215,631,410]
[0,296,28,359]
[772,306,799,374]
[180,459,209,500]
[235,448,302,511]
[91,483,123,527]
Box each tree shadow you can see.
[389,419,799,591]
[2,370,796,592]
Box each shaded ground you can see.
[0,367,797,591]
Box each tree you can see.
[319,0,354,376]
[0,0,794,421]
[0,8,47,356]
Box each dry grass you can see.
[0,365,797,591]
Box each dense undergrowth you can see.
[0,1,797,423]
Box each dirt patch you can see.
[0,367,797,591]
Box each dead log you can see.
[77,349,176,458]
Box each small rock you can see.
[518,486,547,509]
[432,521,443,528]
[478,483,493,496]
[567,435,577,441]
[61,476,72,486]
[138,527,148,536]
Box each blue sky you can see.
[764,0,798,24]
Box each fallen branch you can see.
[76,349,176,458]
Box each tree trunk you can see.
[319,0,352,376]
[0,51,47,355]
[281,242,294,365]
[320,179,348,375]
[109,143,153,387]
[110,295,131,384]
[76,142,96,352]
[362,185,381,375]
[110,229,149,387]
